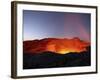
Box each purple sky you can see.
[23,10,91,42]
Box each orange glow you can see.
[45,38,90,54]
[57,50,72,54]
[23,38,90,54]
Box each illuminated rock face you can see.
[23,37,90,54]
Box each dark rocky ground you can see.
[23,46,91,69]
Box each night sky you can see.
[23,10,91,42]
